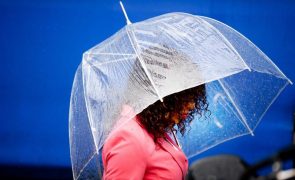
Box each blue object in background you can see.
[0,0,294,177]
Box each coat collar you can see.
[158,134,188,179]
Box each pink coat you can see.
[102,106,188,180]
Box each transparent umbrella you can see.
[69,4,292,179]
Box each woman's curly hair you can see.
[137,84,209,143]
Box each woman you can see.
[102,84,208,179]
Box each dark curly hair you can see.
[137,84,209,143]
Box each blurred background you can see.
[0,0,294,179]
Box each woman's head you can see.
[138,84,209,142]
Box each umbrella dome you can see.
[69,12,292,179]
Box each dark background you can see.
[1,0,294,179]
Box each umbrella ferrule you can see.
[120,1,132,25]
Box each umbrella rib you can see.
[75,152,98,180]
[198,16,251,72]
[89,52,135,56]
[83,52,136,65]
[251,80,290,132]
[186,131,250,159]
[72,62,101,180]
[125,26,163,102]
[200,15,293,85]
[217,79,254,136]
[91,57,136,66]
[81,60,100,151]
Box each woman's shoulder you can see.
[103,117,155,154]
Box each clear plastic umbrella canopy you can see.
[69,12,292,179]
